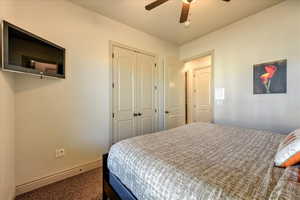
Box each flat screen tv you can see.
[1,20,65,78]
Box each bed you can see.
[103,122,300,200]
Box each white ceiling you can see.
[70,0,285,45]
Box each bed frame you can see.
[102,153,137,200]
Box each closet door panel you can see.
[141,117,154,135]
[112,47,137,143]
[136,53,157,135]
[116,120,134,141]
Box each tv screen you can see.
[1,21,65,78]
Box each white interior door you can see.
[112,47,137,143]
[164,57,185,129]
[192,67,212,123]
[136,53,157,135]
[112,46,157,143]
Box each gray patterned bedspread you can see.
[108,123,300,200]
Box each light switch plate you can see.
[215,88,225,100]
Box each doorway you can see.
[184,54,214,124]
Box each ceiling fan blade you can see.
[145,0,169,10]
[180,3,190,23]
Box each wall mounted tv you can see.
[1,20,65,78]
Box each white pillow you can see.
[274,129,300,167]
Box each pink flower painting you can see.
[259,65,277,93]
[253,60,287,94]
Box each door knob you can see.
[165,111,170,114]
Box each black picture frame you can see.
[253,59,287,94]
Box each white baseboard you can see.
[16,159,102,196]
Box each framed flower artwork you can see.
[253,59,287,94]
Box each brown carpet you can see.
[16,168,102,200]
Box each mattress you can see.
[108,123,300,200]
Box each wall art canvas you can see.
[253,59,287,94]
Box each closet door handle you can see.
[138,113,142,116]
[133,113,139,117]
[165,111,170,114]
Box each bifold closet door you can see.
[135,53,157,136]
[112,46,157,143]
[112,47,137,143]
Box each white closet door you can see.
[136,53,157,135]
[164,57,185,129]
[192,67,212,123]
[112,47,137,143]
[112,46,157,143]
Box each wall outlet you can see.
[55,148,65,158]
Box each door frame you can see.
[109,41,159,147]
[182,50,215,124]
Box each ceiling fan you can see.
[145,0,231,23]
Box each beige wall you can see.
[0,71,15,199]
[0,0,178,186]
[180,0,300,133]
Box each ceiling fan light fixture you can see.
[182,0,196,4]
[184,20,191,28]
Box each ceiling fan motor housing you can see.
[183,0,195,3]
